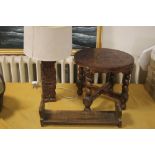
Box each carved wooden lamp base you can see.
[39,61,56,126]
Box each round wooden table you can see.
[74,48,134,127]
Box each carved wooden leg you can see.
[77,66,84,96]
[115,100,122,127]
[121,72,131,110]
[83,67,94,111]
[108,72,115,91]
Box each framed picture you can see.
[72,26,102,48]
[0,26,24,55]
[0,26,103,55]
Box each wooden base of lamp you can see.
[41,61,56,102]
[39,61,56,126]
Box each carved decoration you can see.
[83,67,94,111]
[77,66,84,96]
[120,72,131,110]
[41,61,56,102]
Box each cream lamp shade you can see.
[24,26,72,61]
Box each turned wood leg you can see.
[83,67,94,111]
[108,72,115,91]
[77,66,84,96]
[121,72,131,110]
[115,100,122,127]
[41,61,56,102]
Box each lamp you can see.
[24,26,72,126]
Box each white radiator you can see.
[0,55,139,84]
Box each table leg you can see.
[77,66,84,96]
[108,72,115,91]
[115,100,122,127]
[83,67,94,111]
[121,72,131,110]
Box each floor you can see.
[0,83,155,129]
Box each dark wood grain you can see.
[83,67,94,111]
[41,110,121,126]
[76,66,84,96]
[74,48,134,73]
[41,61,56,102]
[39,61,56,126]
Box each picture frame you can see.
[0,26,103,55]
[0,26,24,55]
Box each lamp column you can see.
[41,61,56,102]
